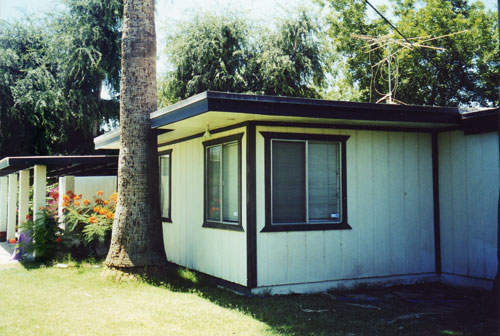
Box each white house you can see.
[95,92,498,295]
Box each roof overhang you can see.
[0,155,118,180]
[461,107,500,135]
[95,91,468,150]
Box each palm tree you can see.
[105,0,166,268]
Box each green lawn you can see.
[0,262,497,335]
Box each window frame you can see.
[261,132,351,232]
[202,133,244,232]
[159,149,172,223]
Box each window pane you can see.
[222,142,238,222]
[207,146,221,221]
[272,140,306,223]
[160,155,170,218]
[308,141,340,221]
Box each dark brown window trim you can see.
[246,122,257,288]
[159,149,173,223]
[432,132,441,274]
[202,221,245,232]
[202,133,244,232]
[261,131,351,232]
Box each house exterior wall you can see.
[74,176,118,201]
[161,127,248,286]
[255,126,436,292]
[438,130,498,288]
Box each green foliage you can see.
[158,10,326,105]
[160,12,250,105]
[20,210,65,262]
[253,12,325,97]
[0,0,122,156]
[319,0,499,106]
[18,189,116,262]
[64,205,113,244]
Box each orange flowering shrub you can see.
[63,190,117,243]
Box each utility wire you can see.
[363,0,414,48]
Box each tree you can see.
[0,0,122,156]
[0,22,60,155]
[253,12,325,98]
[49,0,123,153]
[319,0,499,106]
[159,12,251,106]
[158,10,326,106]
[105,0,166,268]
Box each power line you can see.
[363,0,414,48]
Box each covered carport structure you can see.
[0,156,118,241]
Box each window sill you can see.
[203,221,245,232]
[261,222,352,232]
[161,217,173,224]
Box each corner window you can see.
[203,133,244,231]
[159,150,172,222]
[261,132,351,232]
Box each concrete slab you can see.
[0,242,17,265]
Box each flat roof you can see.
[0,155,118,179]
[95,91,498,150]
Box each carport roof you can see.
[0,155,118,179]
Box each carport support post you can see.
[58,176,75,224]
[33,165,47,224]
[0,177,7,240]
[7,173,18,240]
[18,170,30,231]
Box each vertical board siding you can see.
[372,132,391,275]
[419,134,435,272]
[439,131,499,280]
[256,126,435,287]
[74,176,117,201]
[162,128,248,286]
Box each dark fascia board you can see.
[95,91,464,149]
[151,92,210,128]
[151,91,461,127]
[461,107,500,135]
[0,156,118,177]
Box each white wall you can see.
[73,176,117,203]
[256,127,436,288]
[162,127,248,286]
[439,130,498,284]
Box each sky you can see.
[0,0,311,75]
[0,0,498,95]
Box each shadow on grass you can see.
[132,264,498,336]
[17,258,498,335]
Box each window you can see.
[159,150,172,222]
[261,132,351,232]
[203,133,244,231]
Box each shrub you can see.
[19,189,117,262]
[63,190,117,257]
[20,209,65,262]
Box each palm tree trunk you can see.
[105,0,166,268]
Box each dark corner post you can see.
[432,132,441,275]
[246,122,257,288]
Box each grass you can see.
[0,261,497,335]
